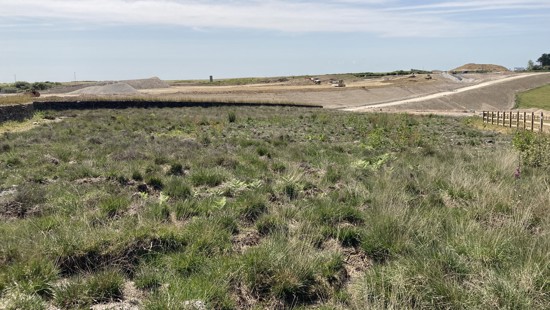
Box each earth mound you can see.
[451,63,509,73]
[121,77,170,90]
[69,83,139,95]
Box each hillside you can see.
[451,63,509,73]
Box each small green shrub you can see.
[513,131,550,170]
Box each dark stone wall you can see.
[0,100,321,124]
[32,101,322,110]
[0,104,34,124]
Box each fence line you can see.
[482,111,548,133]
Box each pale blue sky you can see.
[1,0,549,82]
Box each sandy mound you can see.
[69,83,139,95]
[121,77,170,90]
[452,63,509,73]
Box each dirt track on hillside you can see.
[344,73,550,113]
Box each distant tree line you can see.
[0,81,61,94]
[527,53,550,71]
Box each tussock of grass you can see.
[0,107,548,308]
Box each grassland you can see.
[0,106,549,309]
[0,94,34,106]
[516,84,550,110]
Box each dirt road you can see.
[342,73,550,112]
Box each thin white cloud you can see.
[0,0,547,37]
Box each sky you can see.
[1,0,549,82]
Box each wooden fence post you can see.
[491,112,494,124]
[523,112,526,130]
[497,112,500,126]
[541,112,544,133]
[531,112,535,131]
[509,111,513,128]
[516,111,520,129]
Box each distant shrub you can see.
[513,131,550,170]
[14,81,31,90]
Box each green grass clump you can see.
[164,178,193,200]
[240,238,345,305]
[99,196,130,218]
[53,269,124,308]
[190,168,227,187]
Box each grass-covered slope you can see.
[0,107,548,309]
[516,84,550,110]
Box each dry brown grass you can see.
[0,95,33,106]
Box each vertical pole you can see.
[502,112,506,127]
[524,112,526,130]
[509,111,512,128]
[491,112,494,124]
[497,112,500,126]
[531,112,535,131]
[516,111,520,128]
[541,112,544,133]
